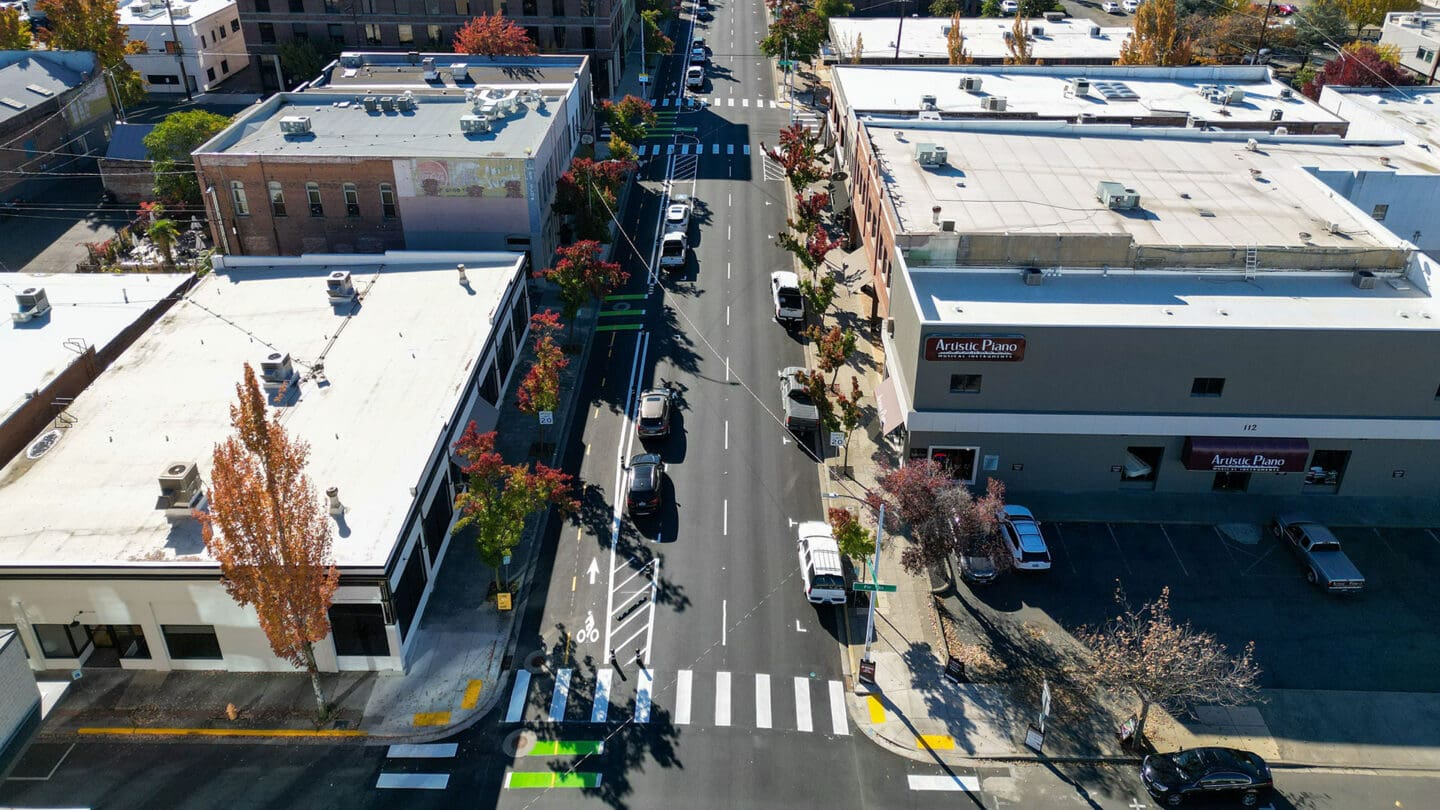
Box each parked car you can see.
[636,387,674,439]
[686,65,705,89]
[1101,0,1121,11]
[958,553,999,585]
[1122,0,1141,11]
[1141,747,1273,807]
[1000,505,1051,570]
[778,366,819,433]
[690,41,707,63]
[659,231,688,271]
[770,270,804,324]
[1272,515,1365,593]
[797,521,847,604]
[665,194,692,233]
[1000,0,1018,11]
[625,453,666,516]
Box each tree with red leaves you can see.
[452,424,577,589]
[1303,43,1411,100]
[762,123,830,194]
[516,310,568,426]
[793,191,830,231]
[555,157,634,241]
[453,14,537,56]
[872,459,1010,576]
[536,240,629,321]
[807,324,858,383]
[779,222,846,274]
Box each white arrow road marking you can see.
[587,557,600,585]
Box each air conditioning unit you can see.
[362,96,379,113]
[397,93,416,111]
[451,63,470,81]
[1044,10,1064,21]
[379,96,395,112]
[920,94,937,110]
[1188,115,1207,129]
[422,56,438,80]
[279,115,312,135]
[1023,267,1044,286]
[940,219,956,232]
[1096,180,1140,210]
[1090,24,1101,37]
[461,114,490,134]
[960,76,983,92]
[11,286,50,323]
[915,143,947,166]
[1031,25,1044,37]
[1077,112,1094,124]
[1326,221,1345,235]
[326,270,356,303]
[941,24,952,35]
[1269,108,1283,122]
[1227,86,1246,104]
[259,351,298,399]
[156,461,205,517]
[1246,138,1259,152]
[1069,77,1090,97]
[981,96,1007,112]
[1352,270,1378,289]
[1274,126,1289,136]
[1279,87,1293,99]
[170,3,190,17]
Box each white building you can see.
[0,251,531,673]
[1379,11,1440,83]
[828,16,1131,65]
[120,0,250,95]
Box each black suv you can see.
[1141,747,1273,807]
[625,453,666,516]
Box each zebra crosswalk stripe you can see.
[743,145,751,155]
[828,679,849,736]
[635,669,654,723]
[505,670,530,723]
[675,669,693,725]
[712,143,719,154]
[591,668,612,723]
[549,668,572,722]
[387,743,458,758]
[794,677,813,733]
[715,671,732,727]
[755,674,772,729]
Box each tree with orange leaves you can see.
[452,13,537,56]
[199,364,340,719]
[1119,0,1194,67]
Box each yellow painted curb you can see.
[78,727,366,738]
[917,734,955,750]
[461,679,484,710]
[866,695,886,724]
[412,711,451,727]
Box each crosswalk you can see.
[636,142,752,157]
[504,667,850,736]
[375,743,456,790]
[658,96,781,109]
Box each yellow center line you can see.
[413,711,451,727]
[571,575,577,591]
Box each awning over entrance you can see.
[1182,437,1310,472]
[875,377,905,436]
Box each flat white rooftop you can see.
[833,64,1346,126]
[869,123,1417,250]
[1318,85,1440,152]
[829,17,1128,62]
[909,266,1440,330]
[118,0,233,25]
[0,252,524,569]
[2,273,191,427]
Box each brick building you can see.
[237,0,634,97]
[0,51,116,205]
[192,53,591,263]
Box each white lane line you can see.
[643,558,660,664]
[727,224,731,239]
[907,775,980,792]
[387,743,458,758]
[726,304,730,326]
[377,773,450,790]
[727,262,731,279]
[592,668,612,723]
[828,680,849,736]
[724,420,729,450]
[604,333,649,655]
[715,671,732,726]
[676,669,693,725]
[721,599,728,645]
[794,677,813,733]
[505,670,531,723]
[755,674,772,729]
[723,499,728,535]
[549,668,572,722]
[635,668,654,723]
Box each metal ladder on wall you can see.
[1244,246,1259,280]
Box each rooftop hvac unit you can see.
[942,24,952,35]
[451,63,470,81]
[379,96,395,112]
[1077,112,1094,123]
[1003,30,1014,41]
[1326,221,1345,235]
[397,93,416,111]
[1279,87,1293,99]
[326,270,356,303]
[279,115,312,134]
[1069,77,1090,97]
[422,56,438,80]
[157,461,205,517]
[1246,138,1259,152]
[11,286,49,323]
[1023,267,1044,286]
[1269,108,1283,121]
[1031,25,1045,37]
[260,351,297,386]
[915,143,947,166]
[920,94,937,110]
[1044,10,1064,21]
[981,96,1007,112]
[1096,180,1140,210]
[170,3,190,18]
[1274,126,1288,135]
[1352,270,1378,289]
[362,96,379,113]
[941,219,956,231]
[339,54,363,68]
[1090,24,1101,37]
[461,114,491,134]
[959,76,983,92]
[1188,115,1206,129]
[1227,86,1246,104]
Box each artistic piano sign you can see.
[1182,437,1310,472]
[924,334,1026,362]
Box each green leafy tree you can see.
[814,0,854,18]
[807,324,858,383]
[554,157,633,241]
[798,273,837,320]
[931,0,961,14]
[597,94,657,146]
[1338,0,1418,32]
[1294,0,1353,65]
[834,375,864,467]
[144,110,232,209]
[148,218,179,267]
[642,9,675,59]
[981,0,1000,16]
[278,38,338,86]
[828,506,875,568]
[36,0,145,107]
[0,7,30,50]
[760,0,827,65]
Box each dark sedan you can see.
[1142,747,1273,807]
[625,453,666,516]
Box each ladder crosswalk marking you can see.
[715,671,732,727]
[794,678,813,733]
[675,669,693,725]
[755,674,772,729]
[743,145,751,155]
[386,743,458,758]
[712,143,719,154]
[377,773,450,790]
[727,144,734,155]
[667,144,675,155]
[505,670,530,723]
[591,668,612,723]
[769,100,777,108]
[635,669,654,723]
[828,680,849,736]
[907,774,980,792]
[549,668,572,723]
[743,98,749,107]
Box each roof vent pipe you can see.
[931,205,941,225]
[457,263,469,285]
[327,486,346,516]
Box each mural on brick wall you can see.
[399,158,527,199]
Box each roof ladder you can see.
[1244,246,1259,280]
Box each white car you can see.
[665,194,691,233]
[1121,0,1141,11]
[1000,0,1019,11]
[1102,0,1121,12]
[797,521,847,605]
[1000,505,1052,571]
[770,270,804,324]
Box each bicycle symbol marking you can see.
[577,611,600,644]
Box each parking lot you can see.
[970,520,1440,693]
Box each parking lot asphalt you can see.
[969,520,1440,694]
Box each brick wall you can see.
[99,159,157,204]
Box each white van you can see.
[797,521,847,605]
[1121,0,1141,11]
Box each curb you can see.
[78,727,367,740]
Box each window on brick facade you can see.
[525,25,539,44]
[343,183,360,217]
[363,0,376,11]
[232,18,240,32]
[425,0,440,13]
[365,23,382,44]
[230,181,250,216]
[454,0,469,13]
[221,59,230,73]
[1190,377,1225,397]
[289,0,304,12]
[199,34,206,47]
[219,25,227,38]
[255,0,270,10]
[552,0,563,15]
[427,24,443,46]
[147,74,181,85]
[206,66,216,81]
[554,26,566,48]
[292,22,309,39]
[579,0,592,14]
[582,26,594,48]
[307,182,324,216]
[269,181,287,217]
[258,22,275,43]
[324,0,341,12]
[165,40,180,54]
[398,24,414,44]
[395,0,409,11]
[1371,203,1389,222]
[380,183,397,218]
[329,23,344,41]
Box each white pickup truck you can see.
[771,270,804,324]
[659,195,691,271]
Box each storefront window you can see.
[330,604,390,657]
[929,447,978,485]
[1122,446,1162,485]
[162,625,223,660]
[1305,450,1350,489]
[34,623,90,658]
[949,374,982,394]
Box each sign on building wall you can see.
[398,158,528,199]
[1182,437,1310,473]
[923,334,1026,362]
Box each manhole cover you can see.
[523,650,548,674]
[503,729,536,757]
[25,428,62,460]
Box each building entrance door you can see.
[1212,471,1252,492]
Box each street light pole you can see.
[163,0,194,102]
[894,0,906,61]
[862,502,884,663]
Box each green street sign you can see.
[852,582,897,593]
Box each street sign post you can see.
[858,658,876,684]
[944,656,965,684]
[1024,723,1045,753]
[539,410,554,426]
[829,431,845,448]
[852,582,897,593]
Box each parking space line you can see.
[1158,525,1191,577]
[1426,528,1440,550]
[1210,524,1246,573]
[1105,524,1133,575]
[1049,523,1079,575]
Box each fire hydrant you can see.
[225,703,239,721]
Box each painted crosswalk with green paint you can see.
[506,739,606,789]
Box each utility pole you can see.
[1253,1,1274,67]
[164,0,194,101]
[894,0,906,61]
[862,502,885,664]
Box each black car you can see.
[625,453,666,516]
[1141,747,1273,807]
